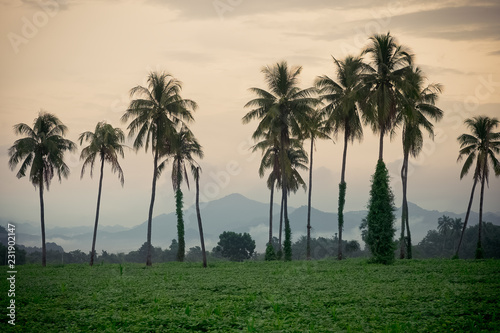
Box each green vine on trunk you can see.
[284,218,292,261]
[176,188,185,262]
[338,182,346,260]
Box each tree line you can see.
[8,32,500,267]
[242,32,499,264]
[6,213,497,265]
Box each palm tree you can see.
[397,67,443,259]
[8,112,76,266]
[455,116,500,259]
[302,110,330,260]
[361,32,414,161]
[243,61,317,261]
[192,166,207,268]
[315,55,366,260]
[79,121,125,266]
[437,215,453,252]
[251,128,281,252]
[121,71,197,266]
[276,145,308,259]
[159,126,203,262]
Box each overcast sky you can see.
[1,0,499,229]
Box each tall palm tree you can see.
[8,112,76,266]
[121,71,197,266]
[243,61,317,261]
[192,166,207,268]
[302,110,330,260]
[252,128,281,251]
[455,116,500,259]
[397,67,443,259]
[315,55,366,260]
[79,121,125,266]
[361,32,414,161]
[159,126,203,262]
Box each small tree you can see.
[213,231,256,262]
[366,160,396,264]
[265,243,277,261]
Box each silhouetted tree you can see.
[8,112,76,266]
[213,231,256,261]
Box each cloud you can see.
[389,4,500,41]
[419,65,474,77]
[146,0,398,21]
[310,3,500,43]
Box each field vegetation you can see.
[1,259,499,332]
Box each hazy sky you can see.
[1,0,499,230]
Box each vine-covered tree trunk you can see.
[39,180,46,267]
[366,160,396,264]
[90,156,105,266]
[176,188,185,262]
[338,182,346,260]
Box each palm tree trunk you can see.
[279,190,284,250]
[39,180,46,267]
[146,147,159,266]
[455,178,478,258]
[338,132,348,261]
[283,182,292,261]
[306,138,314,260]
[268,178,275,245]
[404,191,412,259]
[195,169,207,268]
[90,156,105,266]
[400,151,408,259]
[476,169,486,259]
[378,128,385,161]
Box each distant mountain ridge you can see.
[1,193,499,254]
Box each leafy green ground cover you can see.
[1,259,499,332]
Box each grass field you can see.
[1,259,499,332]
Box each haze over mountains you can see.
[2,193,499,254]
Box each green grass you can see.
[1,259,499,332]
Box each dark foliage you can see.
[366,160,396,264]
[213,231,256,262]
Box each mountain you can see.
[1,193,499,254]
